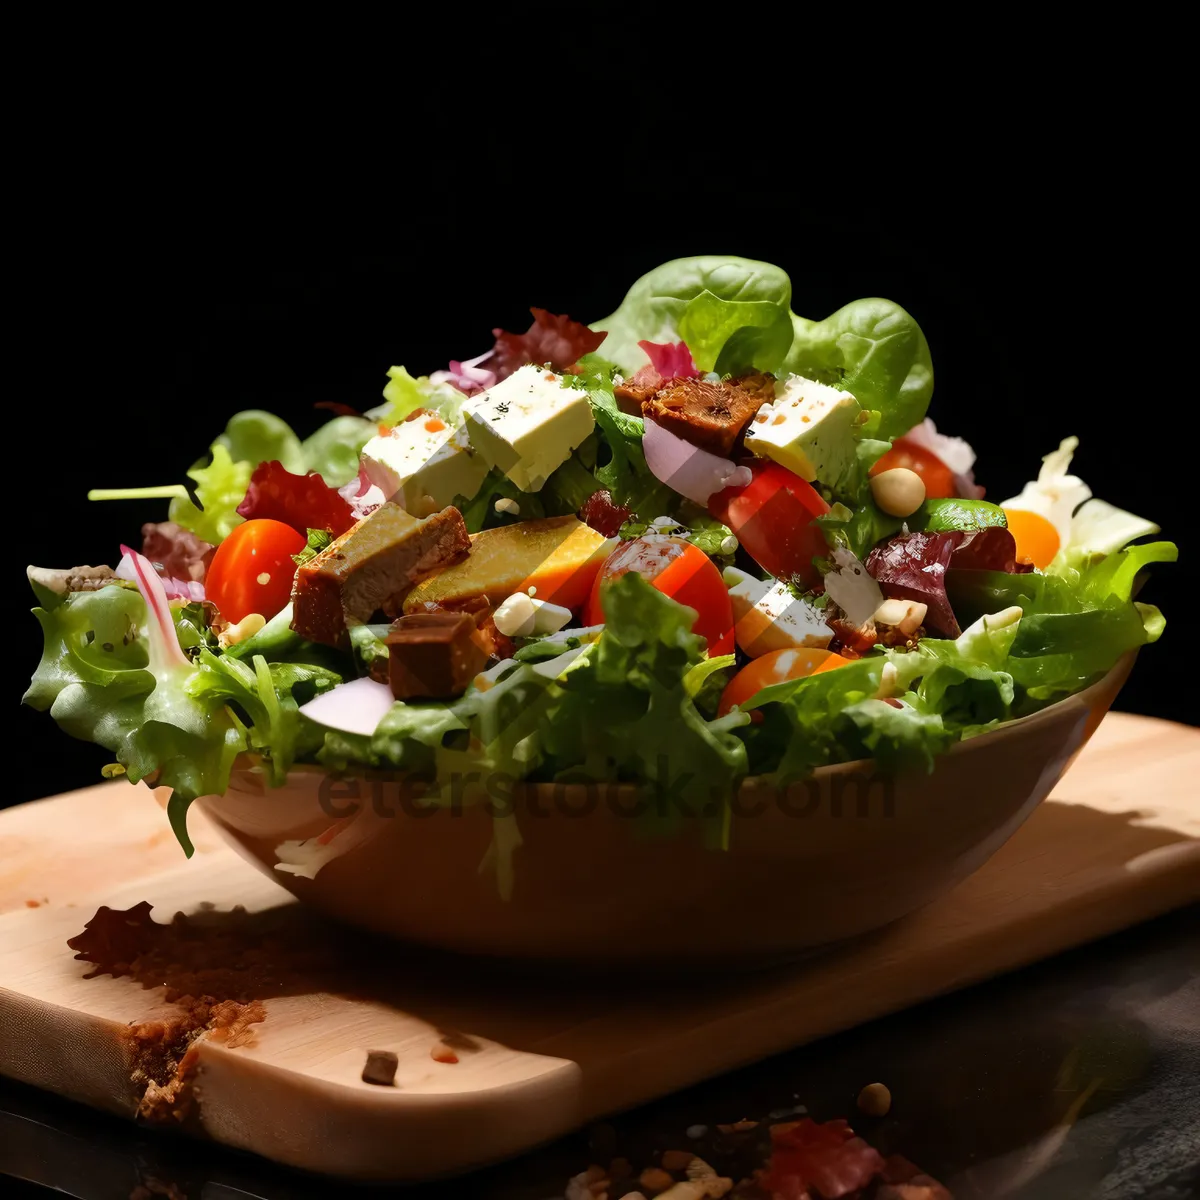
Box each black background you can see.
[13,164,1191,806]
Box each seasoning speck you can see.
[361,1049,398,1086]
[430,1040,459,1064]
[857,1081,892,1116]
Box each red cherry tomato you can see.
[708,461,830,587]
[870,436,955,498]
[584,535,734,656]
[206,519,307,623]
[717,647,850,718]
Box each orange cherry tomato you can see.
[584,535,734,656]
[717,647,850,718]
[206,519,307,623]
[871,436,956,498]
[1002,508,1060,569]
[708,461,830,587]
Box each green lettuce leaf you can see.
[592,256,793,374]
[946,541,1176,707]
[313,573,747,849]
[24,583,342,854]
[214,410,306,474]
[300,415,375,487]
[167,445,253,546]
[784,299,934,440]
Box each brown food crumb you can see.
[661,1148,696,1170]
[639,1166,675,1193]
[362,1049,399,1086]
[715,1119,758,1134]
[857,1081,892,1117]
[25,899,40,908]
[430,1040,459,1064]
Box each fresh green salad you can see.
[25,256,1175,875]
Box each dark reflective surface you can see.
[2,905,1197,1199]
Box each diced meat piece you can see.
[643,375,773,457]
[407,595,515,661]
[614,364,665,416]
[386,612,491,700]
[291,501,470,647]
[402,516,609,615]
[27,564,116,596]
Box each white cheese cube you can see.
[728,576,833,658]
[360,411,489,517]
[744,374,861,488]
[462,365,595,492]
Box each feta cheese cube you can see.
[744,374,861,489]
[727,575,833,657]
[361,411,489,517]
[462,365,595,492]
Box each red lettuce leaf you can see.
[866,527,1035,638]
[489,308,607,379]
[866,531,963,636]
[141,521,214,583]
[637,339,699,379]
[237,461,355,537]
[764,1118,886,1199]
[953,525,1033,573]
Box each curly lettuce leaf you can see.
[946,541,1176,707]
[313,573,747,848]
[166,445,253,544]
[24,583,342,854]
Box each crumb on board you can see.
[857,1081,893,1117]
[430,1040,459,1064]
[362,1050,398,1086]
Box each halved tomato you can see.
[584,535,734,656]
[717,647,850,718]
[708,461,830,587]
[870,437,955,498]
[205,519,306,623]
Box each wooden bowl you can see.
[199,654,1134,965]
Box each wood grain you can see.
[1,712,1197,1181]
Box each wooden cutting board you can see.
[1,712,1198,1183]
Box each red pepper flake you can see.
[424,417,446,433]
[430,1040,459,1064]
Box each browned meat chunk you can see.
[642,374,774,457]
[613,364,666,416]
[406,595,515,662]
[386,611,490,700]
[291,501,470,647]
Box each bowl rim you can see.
[228,650,1135,790]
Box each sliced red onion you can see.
[642,416,752,506]
[430,350,498,396]
[116,552,206,603]
[337,465,385,520]
[118,546,190,670]
[904,418,984,499]
[299,676,395,737]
